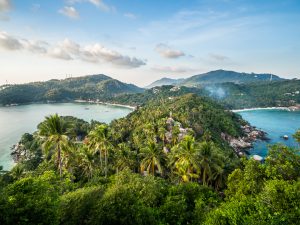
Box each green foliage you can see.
[59,186,106,225]
[0,171,60,225]
[205,146,300,225]
[1,93,299,224]
[265,144,300,180]
[0,75,143,105]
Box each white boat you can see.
[253,155,263,161]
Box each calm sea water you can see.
[237,109,300,157]
[0,103,132,170]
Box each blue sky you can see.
[0,0,299,86]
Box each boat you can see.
[283,135,289,140]
[253,155,263,161]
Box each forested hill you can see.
[181,70,284,86]
[145,77,184,89]
[205,79,300,109]
[0,75,144,105]
[1,93,299,224]
[146,69,285,87]
[113,80,300,109]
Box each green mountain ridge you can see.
[145,77,184,89]
[0,74,144,105]
[146,69,285,88]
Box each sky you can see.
[0,0,300,87]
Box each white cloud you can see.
[59,6,80,19]
[152,65,194,73]
[58,38,80,55]
[81,44,146,68]
[0,0,11,12]
[48,47,73,60]
[67,0,113,12]
[21,40,48,54]
[0,30,146,68]
[155,43,185,59]
[124,13,137,20]
[0,31,23,50]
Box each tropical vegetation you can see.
[0,94,299,224]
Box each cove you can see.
[237,109,300,157]
[0,103,133,170]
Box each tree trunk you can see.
[58,144,62,178]
[105,149,108,178]
[99,149,103,169]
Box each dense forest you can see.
[0,75,143,105]
[147,70,284,87]
[207,80,300,109]
[180,70,284,86]
[0,94,299,224]
[0,73,299,109]
[112,80,300,109]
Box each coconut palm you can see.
[38,114,71,177]
[115,143,137,173]
[77,146,96,180]
[199,141,225,186]
[87,124,112,177]
[169,135,200,182]
[140,141,165,176]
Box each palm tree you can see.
[140,141,165,176]
[199,141,225,187]
[87,124,112,178]
[169,135,200,182]
[115,143,137,173]
[77,146,96,180]
[38,114,71,177]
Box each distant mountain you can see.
[145,77,184,88]
[181,70,284,86]
[0,75,144,105]
[146,70,285,88]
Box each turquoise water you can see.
[0,103,132,170]
[237,109,300,157]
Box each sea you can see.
[237,109,300,157]
[0,103,133,170]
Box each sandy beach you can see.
[232,107,290,113]
[74,99,136,110]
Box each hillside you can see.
[205,80,300,109]
[181,70,283,86]
[113,80,300,109]
[0,75,144,105]
[146,77,184,89]
[1,94,299,224]
[146,70,285,88]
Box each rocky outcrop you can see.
[221,124,267,155]
[288,104,300,111]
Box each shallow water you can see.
[237,109,300,157]
[0,103,132,170]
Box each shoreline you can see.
[1,100,137,110]
[74,99,136,110]
[232,106,291,113]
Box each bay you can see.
[237,109,300,157]
[0,103,132,170]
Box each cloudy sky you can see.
[0,0,300,86]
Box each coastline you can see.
[1,100,137,111]
[232,106,291,113]
[74,99,136,110]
